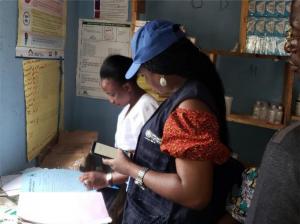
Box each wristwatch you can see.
[106,172,113,187]
[134,167,149,190]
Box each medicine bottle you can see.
[252,101,261,119]
[267,104,277,124]
[274,105,283,125]
[259,101,269,120]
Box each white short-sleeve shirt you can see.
[114,93,158,151]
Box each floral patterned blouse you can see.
[160,108,230,164]
[227,167,258,223]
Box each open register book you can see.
[17,168,111,224]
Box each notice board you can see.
[23,59,61,161]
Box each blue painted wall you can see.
[0,0,34,175]
[145,0,241,50]
[64,1,79,130]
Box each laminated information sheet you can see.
[76,19,131,99]
[16,0,67,58]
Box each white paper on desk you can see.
[18,192,112,224]
[0,174,21,196]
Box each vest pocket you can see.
[123,196,169,224]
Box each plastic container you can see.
[259,101,269,120]
[267,104,277,123]
[274,105,284,124]
[252,101,262,119]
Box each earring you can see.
[159,75,167,87]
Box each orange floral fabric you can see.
[160,108,230,164]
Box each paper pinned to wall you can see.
[96,0,129,22]
[76,19,131,99]
[23,59,61,161]
[16,0,67,58]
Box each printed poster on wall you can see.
[23,59,60,161]
[94,0,128,22]
[16,0,67,59]
[76,19,131,99]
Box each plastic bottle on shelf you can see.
[274,105,284,125]
[259,101,269,120]
[295,94,300,116]
[267,104,277,124]
[252,101,261,119]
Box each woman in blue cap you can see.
[103,20,243,223]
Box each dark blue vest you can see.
[122,80,243,224]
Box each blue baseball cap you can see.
[125,20,185,79]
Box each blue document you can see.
[21,168,88,192]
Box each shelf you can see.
[227,114,285,130]
[202,49,289,61]
[291,115,300,121]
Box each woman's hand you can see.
[79,171,108,190]
[103,149,132,176]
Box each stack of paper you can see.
[0,174,21,197]
[18,192,112,224]
[0,167,43,197]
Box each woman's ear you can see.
[122,82,132,93]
